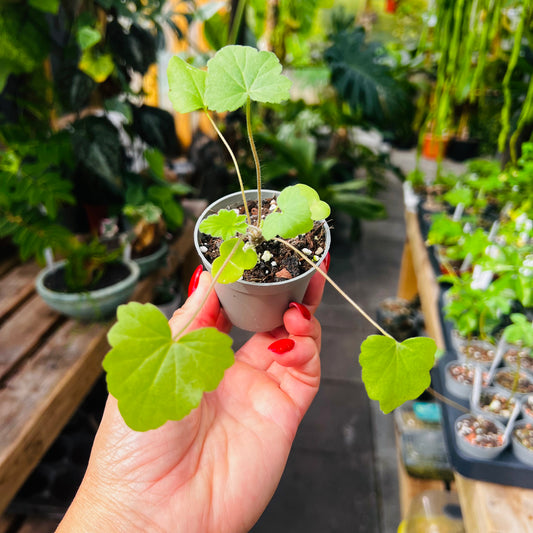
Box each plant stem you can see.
[227,0,247,46]
[204,112,252,225]
[171,239,243,341]
[246,98,262,223]
[274,237,393,338]
[427,386,470,414]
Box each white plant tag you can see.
[471,265,493,290]
[403,181,419,213]
[123,242,132,262]
[460,253,472,273]
[453,202,464,222]
[488,221,499,242]
[44,247,54,268]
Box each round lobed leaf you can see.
[104,302,234,431]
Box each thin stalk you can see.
[227,0,247,46]
[204,112,251,225]
[427,387,470,414]
[246,98,262,223]
[172,238,243,341]
[274,237,393,338]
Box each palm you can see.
[60,269,325,533]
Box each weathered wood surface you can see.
[398,208,533,533]
[0,208,203,517]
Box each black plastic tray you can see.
[432,291,533,489]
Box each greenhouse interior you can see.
[1,0,533,532]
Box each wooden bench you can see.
[398,207,533,533]
[0,201,205,527]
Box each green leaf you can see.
[77,26,102,51]
[29,0,60,13]
[262,185,313,240]
[212,238,257,283]
[104,97,132,124]
[295,184,331,220]
[167,56,207,113]
[79,49,114,82]
[103,302,234,431]
[359,335,436,413]
[205,45,291,112]
[199,209,248,240]
[504,313,533,348]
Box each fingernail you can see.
[323,252,330,272]
[268,338,295,354]
[188,265,203,296]
[289,302,311,320]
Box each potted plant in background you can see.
[101,44,437,432]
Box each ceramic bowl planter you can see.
[470,387,518,423]
[455,413,507,460]
[511,421,533,467]
[36,260,140,321]
[194,189,331,332]
[132,241,169,278]
[445,361,489,400]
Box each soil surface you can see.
[199,196,327,283]
[44,262,131,293]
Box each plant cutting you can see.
[102,45,437,431]
[123,202,169,278]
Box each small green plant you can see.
[103,45,437,431]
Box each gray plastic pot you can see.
[36,260,140,321]
[194,189,331,332]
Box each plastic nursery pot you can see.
[194,190,331,332]
[455,413,507,461]
[522,395,533,424]
[511,421,533,467]
[458,339,497,368]
[493,368,533,399]
[470,387,518,424]
[444,361,489,400]
[35,260,140,321]
[502,345,533,374]
[132,241,169,278]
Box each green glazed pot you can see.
[36,260,140,321]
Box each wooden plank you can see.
[0,255,19,278]
[0,263,40,321]
[0,320,109,515]
[0,295,62,383]
[404,210,445,349]
[455,474,533,533]
[397,241,418,301]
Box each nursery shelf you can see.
[398,207,533,533]
[0,201,205,518]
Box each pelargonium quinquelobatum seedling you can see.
[102,45,437,431]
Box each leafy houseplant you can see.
[102,45,437,432]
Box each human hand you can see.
[57,257,328,533]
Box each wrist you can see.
[57,470,157,533]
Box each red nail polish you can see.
[289,302,311,320]
[268,338,295,354]
[188,265,203,296]
[323,252,330,272]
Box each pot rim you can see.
[194,189,331,287]
[36,259,140,301]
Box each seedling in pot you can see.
[102,45,437,431]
